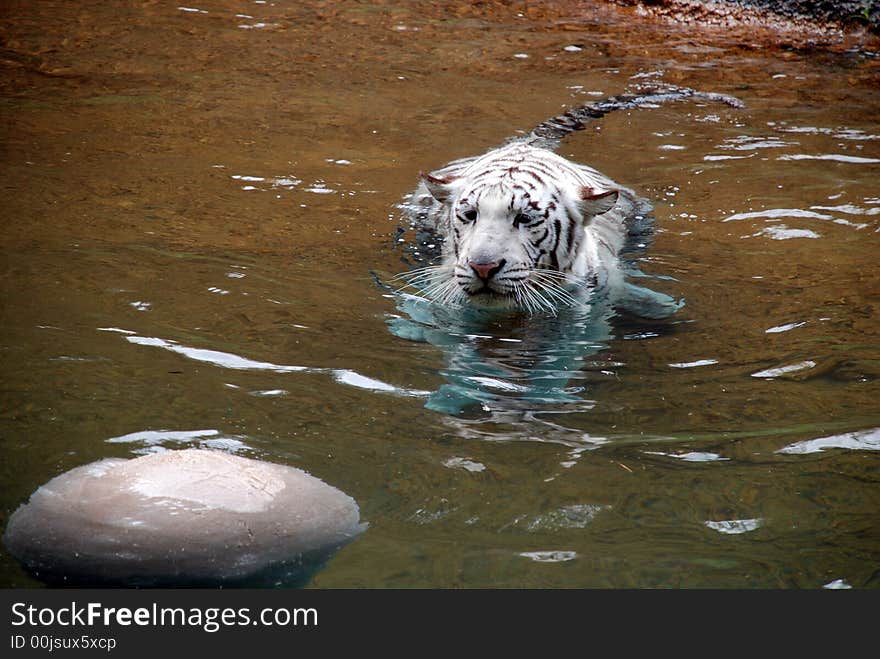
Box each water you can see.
[1,0,878,588]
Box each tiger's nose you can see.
[469,259,504,281]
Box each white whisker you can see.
[392,260,592,314]
[390,265,458,303]
[529,276,579,308]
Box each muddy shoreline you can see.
[624,0,879,31]
[609,0,879,46]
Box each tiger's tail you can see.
[526,84,744,150]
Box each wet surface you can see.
[1,0,878,587]
[613,0,880,43]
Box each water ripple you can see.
[717,135,796,151]
[766,322,806,334]
[443,457,486,473]
[644,451,729,462]
[823,579,853,589]
[773,125,880,141]
[519,551,578,563]
[116,333,429,398]
[811,203,880,216]
[125,335,308,373]
[776,428,880,455]
[751,361,816,378]
[668,359,718,368]
[723,208,867,228]
[778,154,880,164]
[105,428,252,455]
[524,504,608,531]
[704,518,763,535]
[752,225,820,240]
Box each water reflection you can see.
[437,411,611,449]
[724,207,870,230]
[114,331,429,398]
[521,503,608,531]
[385,272,683,416]
[776,428,880,454]
[105,428,253,455]
[751,360,817,379]
[644,451,729,462]
[519,551,579,563]
[779,154,880,164]
[823,579,853,590]
[703,518,763,535]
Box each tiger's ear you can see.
[421,172,458,204]
[579,188,619,217]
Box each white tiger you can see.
[397,86,742,313]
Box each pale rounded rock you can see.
[3,449,365,586]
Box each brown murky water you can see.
[1,0,878,588]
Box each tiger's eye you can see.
[461,210,477,223]
[513,213,528,226]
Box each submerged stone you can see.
[3,449,365,587]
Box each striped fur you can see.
[398,85,742,313]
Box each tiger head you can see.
[416,164,619,312]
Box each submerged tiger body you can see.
[398,85,742,313]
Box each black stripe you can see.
[565,214,577,255]
[550,219,562,269]
[514,168,549,187]
[519,161,561,180]
[534,248,546,268]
